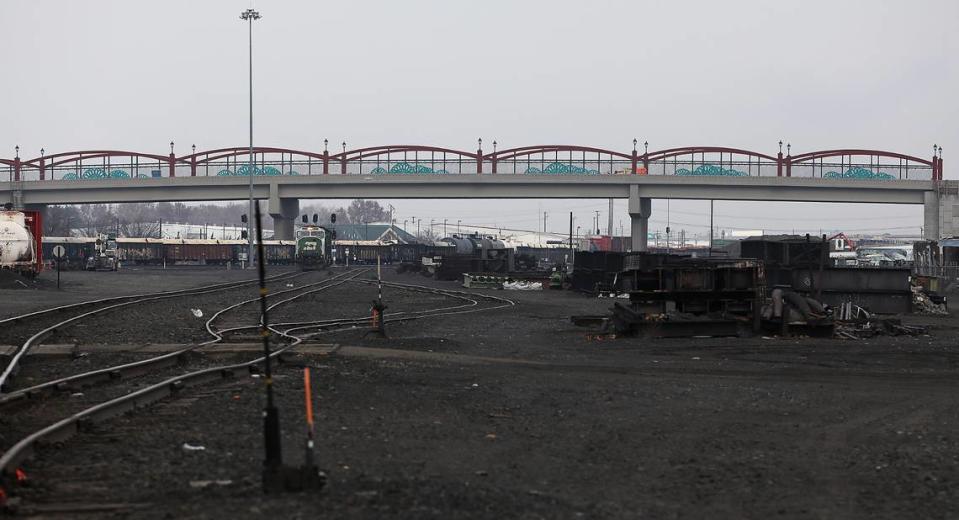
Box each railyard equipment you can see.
[85,233,118,271]
[611,255,765,337]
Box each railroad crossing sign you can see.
[52,245,66,259]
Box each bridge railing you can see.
[786,151,935,181]
[0,144,943,181]
[645,159,779,177]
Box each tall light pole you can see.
[241,7,261,268]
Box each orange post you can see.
[303,368,313,428]
[303,367,317,468]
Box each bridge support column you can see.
[628,185,651,252]
[926,182,959,241]
[268,184,298,241]
[924,191,940,240]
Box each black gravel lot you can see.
[3,267,959,519]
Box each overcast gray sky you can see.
[3,0,956,238]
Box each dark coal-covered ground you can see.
[3,266,959,519]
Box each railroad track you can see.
[276,279,514,339]
[0,268,366,408]
[0,269,306,393]
[0,275,514,502]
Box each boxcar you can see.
[42,236,95,270]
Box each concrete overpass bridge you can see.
[0,142,949,248]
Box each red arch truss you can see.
[0,144,942,180]
[788,149,937,180]
[647,146,777,162]
[11,150,186,181]
[487,145,633,175]
[335,145,481,175]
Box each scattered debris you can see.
[912,285,948,315]
[502,280,543,290]
[837,302,870,321]
[182,443,206,451]
[190,308,203,318]
[836,318,928,340]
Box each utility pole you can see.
[241,7,261,268]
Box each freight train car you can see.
[42,237,296,267]
[0,209,43,277]
[42,237,94,270]
[334,242,433,265]
[423,234,513,280]
[164,239,240,265]
[116,238,165,265]
[260,240,296,265]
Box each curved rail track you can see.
[0,270,307,393]
[0,268,366,407]
[0,274,514,498]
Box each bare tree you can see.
[346,200,388,224]
[43,205,83,236]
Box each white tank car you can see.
[0,211,36,271]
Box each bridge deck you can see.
[0,175,934,205]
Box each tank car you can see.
[0,209,42,278]
[425,233,514,280]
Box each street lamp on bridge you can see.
[240,7,261,269]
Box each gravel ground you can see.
[4,267,959,519]
[0,267,271,320]
[0,269,306,388]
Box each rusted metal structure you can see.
[609,255,765,337]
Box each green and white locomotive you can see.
[295,223,333,270]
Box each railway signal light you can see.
[301,215,308,223]
[312,214,318,224]
[241,214,248,224]
[330,213,337,224]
